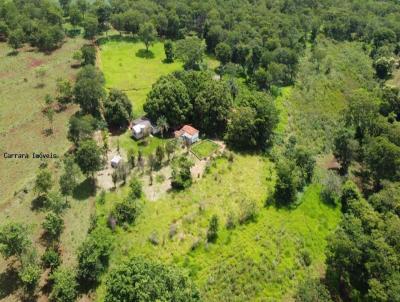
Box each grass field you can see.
[0,39,95,300]
[99,38,183,116]
[95,155,341,301]
[286,39,375,153]
[114,131,171,156]
[0,39,87,205]
[191,140,220,159]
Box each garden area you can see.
[191,140,220,159]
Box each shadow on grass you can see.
[162,58,174,64]
[0,266,19,299]
[73,178,96,200]
[31,195,47,211]
[136,49,155,59]
[96,34,138,46]
[6,50,19,56]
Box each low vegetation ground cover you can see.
[95,155,341,301]
[0,38,84,204]
[0,38,95,300]
[191,140,220,159]
[99,39,182,116]
[286,39,375,153]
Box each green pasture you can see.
[95,154,341,301]
[98,39,183,117]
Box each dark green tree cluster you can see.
[145,70,278,149]
[104,257,200,302]
[325,181,400,301]
[333,88,400,188]
[273,137,316,205]
[109,178,143,228]
[225,92,278,150]
[0,0,64,52]
[77,226,113,285]
[171,156,194,190]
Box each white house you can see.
[174,125,199,145]
[130,118,153,139]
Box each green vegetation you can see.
[95,155,341,300]
[191,140,219,159]
[1,0,400,300]
[99,41,182,116]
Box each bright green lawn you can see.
[99,39,183,116]
[115,131,170,156]
[191,140,220,159]
[95,155,341,301]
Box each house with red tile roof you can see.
[174,125,199,144]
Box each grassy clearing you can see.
[95,154,340,301]
[98,38,183,117]
[0,38,95,300]
[114,131,171,156]
[0,38,86,205]
[191,140,220,159]
[286,39,375,153]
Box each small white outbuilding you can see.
[111,155,122,168]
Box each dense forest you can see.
[0,0,399,301]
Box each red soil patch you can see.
[28,57,45,68]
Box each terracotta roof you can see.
[181,125,199,136]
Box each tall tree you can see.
[139,22,157,52]
[0,222,30,260]
[73,65,106,116]
[144,75,191,128]
[75,139,103,178]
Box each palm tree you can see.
[156,116,169,138]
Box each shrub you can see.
[113,197,141,226]
[226,212,236,229]
[171,157,193,190]
[77,227,112,284]
[42,212,64,241]
[42,247,61,271]
[49,267,78,302]
[129,178,142,199]
[148,231,160,245]
[239,199,258,224]
[207,214,219,243]
[105,257,200,302]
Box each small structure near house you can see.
[130,118,156,139]
[111,155,122,168]
[174,125,199,145]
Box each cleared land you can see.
[98,38,183,116]
[0,39,95,301]
[95,155,341,301]
[0,38,84,204]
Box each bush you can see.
[171,157,193,190]
[148,231,160,245]
[19,249,41,294]
[207,214,219,243]
[50,267,78,302]
[113,197,141,226]
[42,247,61,271]
[42,212,64,241]
[274,160,298,205]
[129,178,142,199]
[320,171,343,204]
[105,257,200,302]
[77,227,113,284]
[226,212,236,229]
[239,199,258,224]
[295,278,332,302]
